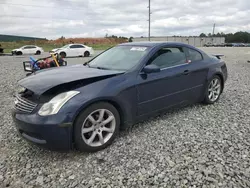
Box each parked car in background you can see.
[231,43,247,47]
[12,42,228,152]
[217,43,226,47]
[225,43,233,47]
[239,43,247,47]
[50,44,94,58]
[12,45,44,55]
[204,42,213,47]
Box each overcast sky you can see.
[1,0,250,39]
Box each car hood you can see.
[12,48,20,51]
[18,65,125,95]
[51,48,60,52]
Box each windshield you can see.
[88,45,149,71]
[61,44,70,49]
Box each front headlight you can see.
[17,85,26,93]
[38,91,80,116]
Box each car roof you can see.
[69,43,85,46]
[119,41,208,56]
[22,45,37,47]
[119,41,197,48]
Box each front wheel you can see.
[60,52,66,58]
[203,75,222,104]
[16,51,23,55]
[74,102,120,152]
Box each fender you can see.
[72,96,134,129]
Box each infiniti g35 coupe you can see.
[12,42,228,152]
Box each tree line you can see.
[199,31,250,43]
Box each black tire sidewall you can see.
[36,51,41,55]
[74,102,120,152]
[84,51,90,57]
[17,51,22,55]
[204,75,222,104]
[60,52,66,58]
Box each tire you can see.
[16,51,22,55]
[60,52,66,58]
[203,75,222,104]
[84,51,90,57]
[35,50,41,55]
[74,102,120,152]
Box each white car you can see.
[50,44,94,58]
[12,45,44,55]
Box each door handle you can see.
[182,70,189,75]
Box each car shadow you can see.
[118,103,204,137]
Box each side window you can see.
[186,48,203,62]
[24,46,36,49]
[149,47,187,69]
[76,45,84,48]
[70,45,84,48]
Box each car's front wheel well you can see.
[214,73,224,92]
[71,100,124,143]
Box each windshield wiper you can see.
[83,61,89,66]
[95,66,110,70]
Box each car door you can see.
[182,47,209,102]
[136,45,194,116]
[68,45,79,56]
[29,46,37,54]
[75,44,85,56]
[22,46,31,54]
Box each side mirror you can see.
[142,64,160,74]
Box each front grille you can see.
[14,95,37,113]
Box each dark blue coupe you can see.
[12,42,228,152]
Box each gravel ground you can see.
[0,47,250,188]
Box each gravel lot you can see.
[0,47,250,188]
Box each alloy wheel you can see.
[208,78,221,102]
[81,109,116,147]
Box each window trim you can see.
[160,62,188,70]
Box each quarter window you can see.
[149,47,187,69]
[186,48,203,62]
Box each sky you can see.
[1,0,250,39]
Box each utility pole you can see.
[148,0,151,41]
[212,23,215,36]
[212,23,215,43]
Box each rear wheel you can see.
[74,102,120,152]
[60,52,66,58]
[35,50,41,55]
[203,75,222,104]
[84,51,90,57]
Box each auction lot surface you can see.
[0,47,250,187]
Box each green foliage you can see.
[106,35,128,39]
[1,42,115,53]
[0,34,46,42]
[199,33,207,37]
[200,31,250,43]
